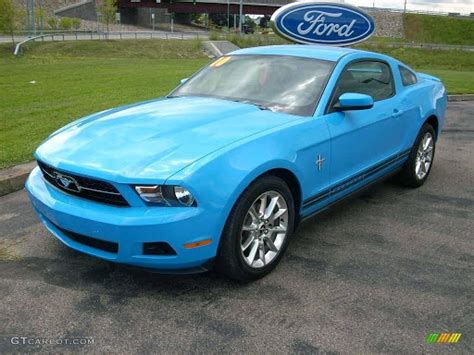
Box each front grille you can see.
[143,242,177,256]
[37,160,129,206]
[53,223,119,254]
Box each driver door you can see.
[324,60,402,186]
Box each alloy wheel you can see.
[415,132,434,180]
[240,191,289,268]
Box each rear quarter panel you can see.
[395,65,448,149]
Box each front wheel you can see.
[397,123,436,187]
[215,176,295,281]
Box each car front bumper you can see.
[25,167,217,272]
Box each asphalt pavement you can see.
[0,102,472,353]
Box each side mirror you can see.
[180,78,189,84]
[334,93,374,111]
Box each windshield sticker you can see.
[210,56,232,68]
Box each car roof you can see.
[229,44,363,62]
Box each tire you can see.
[215,175,295,282]
[397,123,436,188]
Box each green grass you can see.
[357,44,474,94]
[356,45,474,71]
[421,70,474,95]
[0,40,210,169]
[404,13,474,45]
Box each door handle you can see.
[392,109,404,118]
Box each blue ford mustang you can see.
[26,45,447,281]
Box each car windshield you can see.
[170,55,334,117]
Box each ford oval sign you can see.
[271,2,376,46]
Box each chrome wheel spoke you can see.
[248,205,259,221]
[242,235,255,251]
[259,243,266,266]
[423,136,432,150]
[263,196,278,220]
[271,208,287,222]
[242,224,257,232]
[264,237,278,252]
[270,225,286,233]
[258,196,267,217]
[246,240,259,265]
[415,161,422,178]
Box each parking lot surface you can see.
[0,102,472,353]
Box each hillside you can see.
[404,13,474,45]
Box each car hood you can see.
[36,96,293,183]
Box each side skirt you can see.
[300,167,402,223]
[298,148,413,223]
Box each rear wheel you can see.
[215,176,295,281]
[397,123,436,187]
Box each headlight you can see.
[135,185,196,207]
[173,186,195,207]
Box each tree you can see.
[59,17,74,30]
[72,18,81,30]
[47,17,59,30]
[259,16,269,29]
[97,0,117,37]
[0,0,17,44]
[244,16,256,30]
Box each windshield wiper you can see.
[231,99,273,111]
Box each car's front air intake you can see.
[37,160,129,207]
[52,222,119,254]
[143,242,177,256]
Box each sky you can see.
[347,0,474,15]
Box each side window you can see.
[399,66,418,86]
[332,61,395,107]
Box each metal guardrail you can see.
[14,35,46,56]
[12,31,208,56]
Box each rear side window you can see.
[332,61,395,105]
[399,66,418,86]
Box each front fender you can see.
[165,123,306,247]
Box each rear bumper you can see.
[26,167,218,271]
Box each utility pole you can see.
[26,0,36,36]
[404,0,408,13]
[227,0,230,32]
[39,0,44,33]
[239,0,243,33]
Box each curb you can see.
[448,94,474,102]
[0,162,36,197]
[203,41,223,57]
